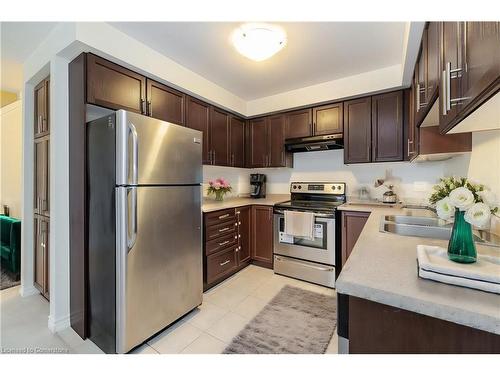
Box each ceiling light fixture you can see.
[231,23,287,62]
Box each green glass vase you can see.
[447,208,477,263]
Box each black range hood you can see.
[285,134,344,153]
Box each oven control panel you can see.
[290,182,345,195]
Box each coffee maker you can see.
[250,174,266,198]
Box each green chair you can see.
[0,215,21,277]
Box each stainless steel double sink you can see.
[380,214,500,247]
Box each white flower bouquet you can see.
[429,177,498,229]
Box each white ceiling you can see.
[110,22,406,100]
[0,22,57,93]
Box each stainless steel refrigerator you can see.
[87,110,203,354]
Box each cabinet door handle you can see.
[220,260,230,266]
[407,139,415,157]
[38,115,43,134]
[231,153,234,166]
[147,101,152,116]
[140,99,146,114]
[444,61,471,113]
[218,240,230,246]
[218,227,230,233]
[218,213,230,219]
[212,150,216,165]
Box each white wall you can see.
[0,100,23,219]
[466,130,500,200]
[203,166,252,198]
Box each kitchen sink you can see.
[380,215,500,247]
[380,222,452,241]
[383,215,449,227]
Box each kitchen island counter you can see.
[336,204,500,335]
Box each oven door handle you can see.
[273,209,334,219]
[275,256,334,272]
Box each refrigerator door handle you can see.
[127,187,137,251]
[128,122,139,185]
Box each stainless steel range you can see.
[273,182,346,288]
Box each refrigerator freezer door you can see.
[116,110,202,186]
[116,185,202,353]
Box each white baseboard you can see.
[20,285,40,297]
[48,314,71,333]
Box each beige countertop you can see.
[336,204,500,334]
[202,194,290,213]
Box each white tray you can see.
[417,245,500,294]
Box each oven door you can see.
[273,210,335,265]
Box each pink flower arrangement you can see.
[208,178,232,201]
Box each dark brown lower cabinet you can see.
[251,205,274,268]
[341,211,370,267]
[203,205,273,290]
[34,215,50,300]
[348,296,500,353]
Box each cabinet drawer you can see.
[205,208,236,227]
[206,246,238,284]
[206,232,238,256]
[205,220,237,241]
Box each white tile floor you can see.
[1,265,338,354]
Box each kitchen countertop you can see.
[202,194,290,213]
[336,203,500,334]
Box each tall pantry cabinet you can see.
[33,77,50,300]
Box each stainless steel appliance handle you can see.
[274,209,334,219]
[127,187,137,252]
[275,256,334,272]
[128,122,138,185]
[416,83,420,111]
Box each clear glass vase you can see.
[447,208,477,263]
[214,190,225,201]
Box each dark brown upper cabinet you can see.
[313,103,343,135]
[460,22,500,115]
[439,22,499,133]
[344,97,372,164]
[426,22,440,108]
[371,91,403,162]
[185,96,211,164]
[146,79,185,125]
[414,22,440,128]
[86,54,146,114]
[229,116,246,168]
[285,108,312,139]
[406,81,418,161]
[34,78,50,138]
[415,27,428,126]
[268,114,288,167]
[248,117,268,168]
[439,22,462,131]
[247,115,291,168]
[210,107,231,166]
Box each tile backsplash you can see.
[203,149,470,205]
